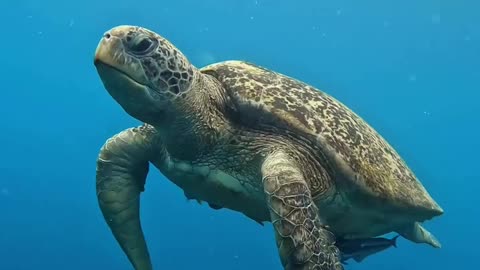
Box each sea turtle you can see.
[93,25,443,270]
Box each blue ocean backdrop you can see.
[0,0,478,269]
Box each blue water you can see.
[0,0,478,269]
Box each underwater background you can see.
[0,0,478,269]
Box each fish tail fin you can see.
[392,235,400,248]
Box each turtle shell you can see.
[201,60,443,222]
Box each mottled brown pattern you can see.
[106,26,195,97]
[201,61,442,216]
[262,151,343,270]
[95,25,443,270]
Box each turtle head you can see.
[94,25,196,124]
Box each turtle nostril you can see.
[104,33,111,39]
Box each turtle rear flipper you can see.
[262,151,343,270]
[397,222,441,248]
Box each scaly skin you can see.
[93,25,443,270]
[96,125,163,270]
[262,151,343,270]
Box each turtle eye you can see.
[129,36,157,56]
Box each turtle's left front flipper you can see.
[96,125,163,270]
[261,151,343,270]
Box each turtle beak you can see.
[94,26,165,125]
[94,26,150,86]
[94,31,120,68]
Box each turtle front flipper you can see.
[96,125,162,270]
[261,151,343,270]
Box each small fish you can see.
[337,235,399,264]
